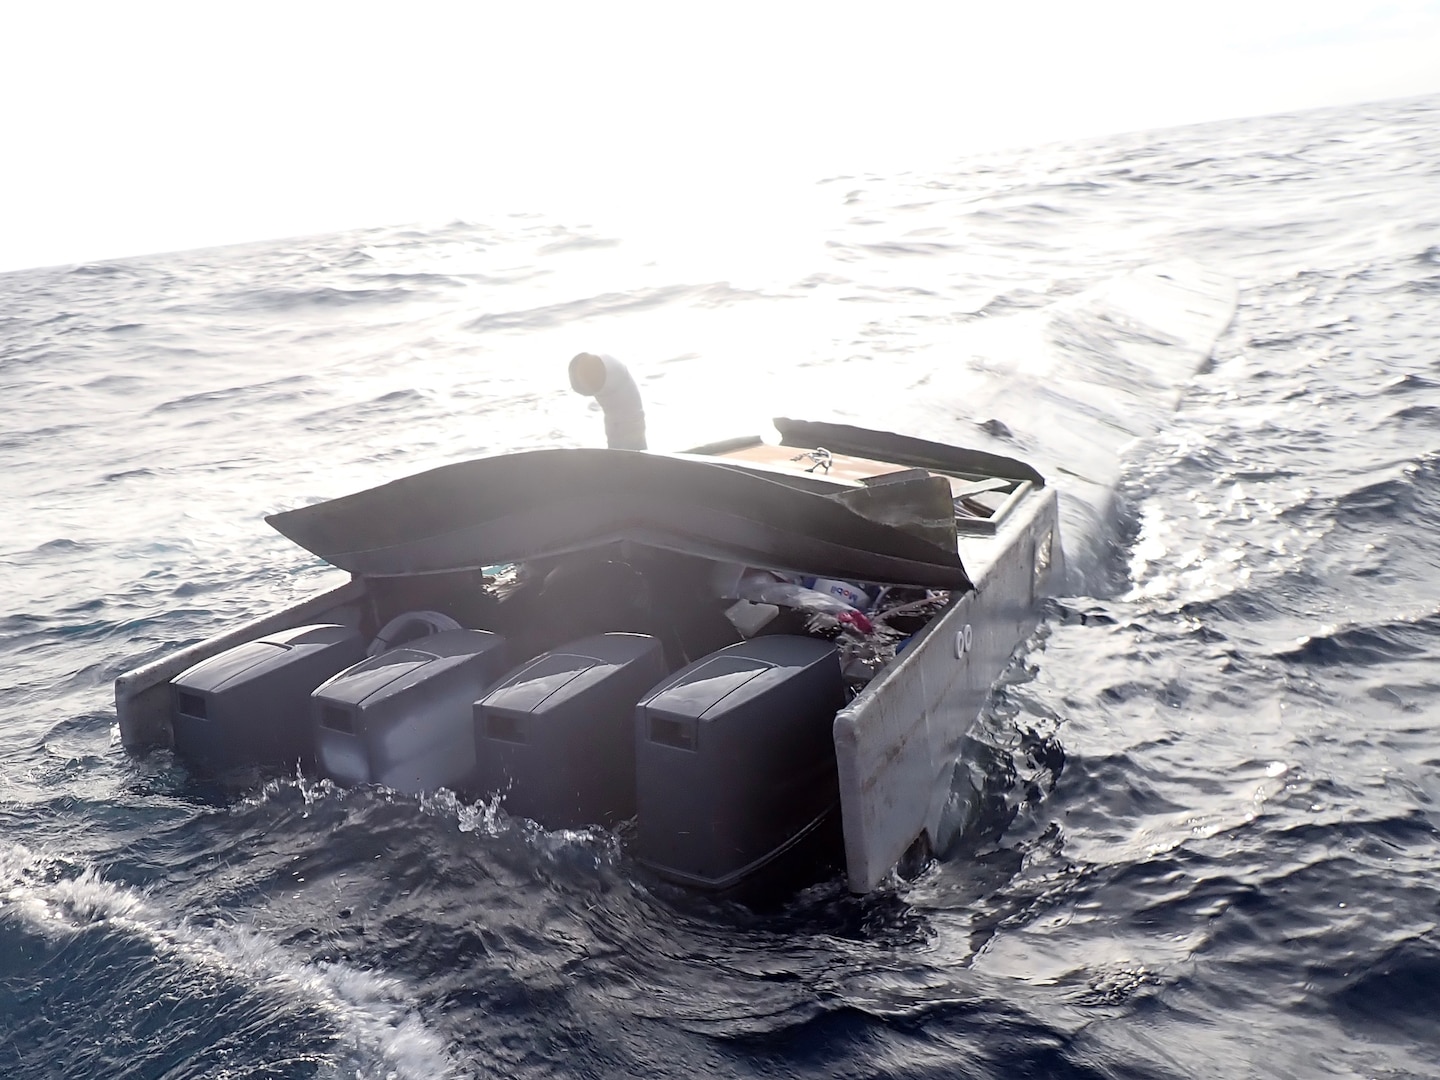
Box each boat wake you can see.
[0,840,456,1080]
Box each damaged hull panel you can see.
[266,447,973,591]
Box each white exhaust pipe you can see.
[568,352,647,450]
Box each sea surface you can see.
[3,93,1440,1079]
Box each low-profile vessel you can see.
[115,262,1237,894]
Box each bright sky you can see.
[3,0,1439,274]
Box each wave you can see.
[27,537,98,555]
[1381,373,1439,394]
[1389,404,1440,427]
[229,285,422,312]
[1273,610,1440,667]
[1327,937,1440,1043]
[463,283,746,332]
[1335,457,1440,521]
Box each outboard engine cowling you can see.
[312,628,508,794]
[634,635,845,891]
[170,623,366,775]
[473,632,667,828]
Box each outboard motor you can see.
[634,636,845,891]
[569,352,646,450]
[473,632,667,828]
[169,623,365,774]
[311,628,509,794]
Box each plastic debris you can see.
[736,573,874,634]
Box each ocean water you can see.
[3,92,1440,1078]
